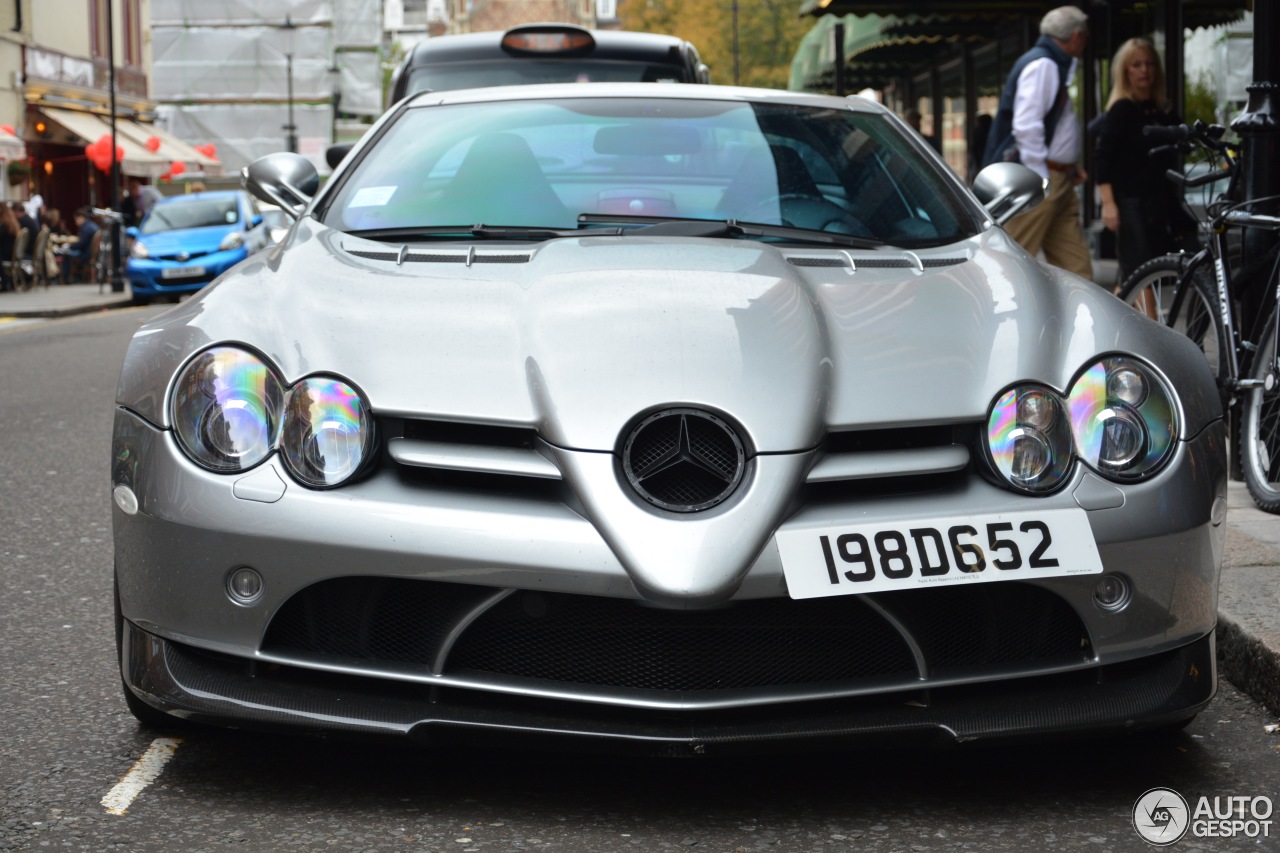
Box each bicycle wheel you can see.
[1242,307,1280,512]
[1117,254,1226,381]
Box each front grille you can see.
[447,592,916,690]
[262,578,1090,696]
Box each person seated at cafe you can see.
[62,207,100,282]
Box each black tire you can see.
[114,573,187,728]
[1242,308,1280,513]
[1117,254,1227,386]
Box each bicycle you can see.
[91,207,128,293]
[1116,121,1280,510]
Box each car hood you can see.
[117,218,1221,604]
[121,218,1218,450]
[134,224,235,256]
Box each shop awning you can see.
[38,107,221,179]
[0,127,25,160]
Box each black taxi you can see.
[387,23,710,107]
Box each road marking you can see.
[102,737,183,815]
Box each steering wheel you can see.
[737,193,864,235]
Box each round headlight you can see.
[171,347,283,472]
[279,377,374,488]
[1068,358,1178,480]
[986,385,1072,493]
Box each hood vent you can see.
[787,253,966,272]
[344,244,533,266]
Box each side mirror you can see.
[125,227,138,238]
[972,162,1046,226]
[326,143,354,170]
[250,214,264,228]
[242,153,319,221]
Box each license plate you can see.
[776,508,1103,599]
[162,265,206,279]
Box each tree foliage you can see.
[619,0,812,90]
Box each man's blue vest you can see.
[980,35,1074,170]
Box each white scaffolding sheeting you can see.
[152,0,335,25]
[158,103,334,175]
[334,0,383,45]
[152,0,385,175]
[334,51,382,116]
[151,26,338,100]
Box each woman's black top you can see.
[1094,98,1182,200]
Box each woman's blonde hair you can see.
[1107,37,1166,109]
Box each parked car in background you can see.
[126,190,269,304]
[386,23,710,107]
[112,83,1225,751]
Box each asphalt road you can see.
[1,309,1278,852]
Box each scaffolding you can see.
[150,0,386,176]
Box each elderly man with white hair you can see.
[981,5,1093,282]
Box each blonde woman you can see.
[1093,38,1196,284]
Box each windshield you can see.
[324,97,981,247]
[142,197,240,235]
[406,60,689,94]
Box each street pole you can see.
[106,0,123,292]
[285,53,298,153]
[283,15,298,154]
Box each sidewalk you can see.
[0,282,134,320]
[0,265,1276,720]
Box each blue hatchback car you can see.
[127,190,269,304]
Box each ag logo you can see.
[1134,787,1190,845]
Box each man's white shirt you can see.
[1012,55,1080,180]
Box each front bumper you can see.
[122,619,1216,751]
[126,247,247,296]
[113,405,1227,743]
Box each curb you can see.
[0,294,134,320]
[1217,615,1280,716]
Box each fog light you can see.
[226,567,264,604]
[1094,573,1131,611]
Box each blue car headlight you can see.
[171,347,283,472]
[130,241,149,259]
[219,231,245,251]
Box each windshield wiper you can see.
[347,224,624,242]
[577,214,884,248]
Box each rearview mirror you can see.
[242,153,319,221]
[972,162,1046,226]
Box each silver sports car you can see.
[112,83,1227,752]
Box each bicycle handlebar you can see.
[1143,124,1192,142]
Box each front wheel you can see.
[1242,308,1280,513]
[1117,255,1226,384]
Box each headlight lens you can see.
[1069,357,1178,480]
[219,231,245,251]
[986,385,1073,493]
[279,377,374,488]
[130,240,149,259]
[171,347,283,472]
